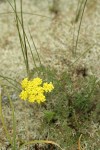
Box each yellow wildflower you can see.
[31,77,42,86]
[19,77,54,104]
[28,95,36,103]
[36,93,46,104]
[19,90,28,100]
[43,82,54,92]
[21,78,28,89]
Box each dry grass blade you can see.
[7,0,40,77]
[0,11,51,19]
[20,0,30,77]
[75,0,84,23]
[74,0,88,55]
[28,28,42,67]
[6,89,17,149]
[0,86,13,146]
[0,75,20,91]
[70,44,95,67]
[78,134,82,150]
[19,140,64,150]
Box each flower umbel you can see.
[43,82,54,92]
[19,77,54,103]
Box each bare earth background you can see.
[0,0,100,149]
[0,0,100,79]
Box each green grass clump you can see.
[33,66,99,125]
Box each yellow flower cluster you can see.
[19,77,54,104]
